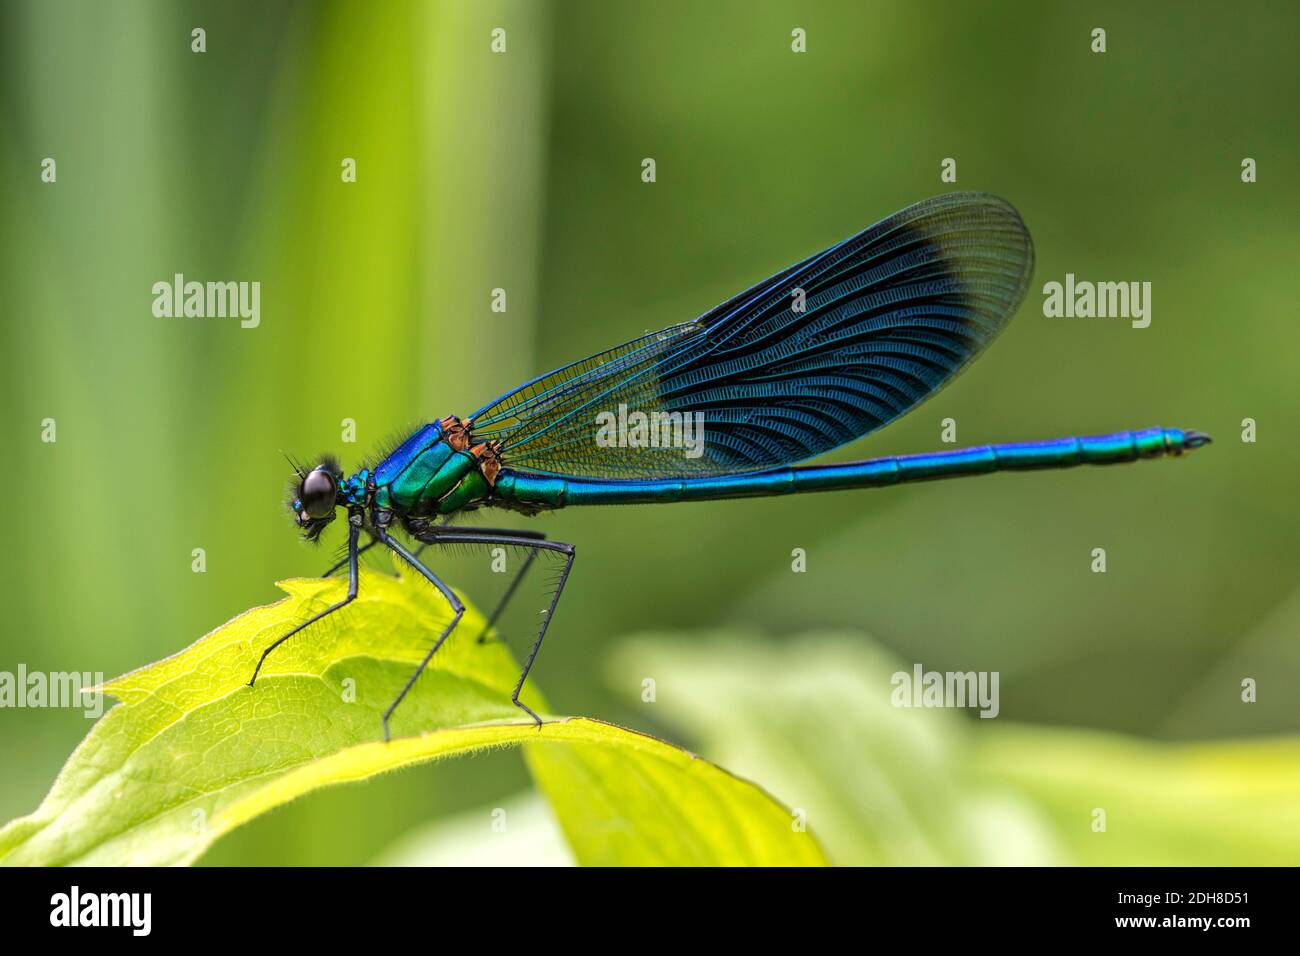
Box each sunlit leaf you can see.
[0,569,823,867]
[610,632,1300,865]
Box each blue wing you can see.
[470,192,1034,479]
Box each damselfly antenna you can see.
[281,450,308,479]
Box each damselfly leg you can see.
[249,516,362,685]
[373,527,465,742]
[324,536,377,576]
[476,548,539,644]
[418,525,548,642]
[314,519,553,738]
[412,527,575,727]
[323,514,457,576]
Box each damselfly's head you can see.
[286,455,342,541]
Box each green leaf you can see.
[975,726,1300,866]
[524,726,823,866]
[607,631,1055,866]
[0,566,824,867]
[609,631,1300,866]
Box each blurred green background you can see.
[2,0,1297,865]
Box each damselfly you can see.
[251,192,1209,739]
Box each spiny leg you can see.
[408,513,457,563]
[421,526,548,644]
[512,543,574,725]
[374,527,465,742]
[476,550,538,644]
[325,535,377,577]
[251,517,361,685]
[324,517,453,576]
[413,529,575,726]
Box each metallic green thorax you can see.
[366,419,496,519]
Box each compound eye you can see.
[299,468,337,519]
